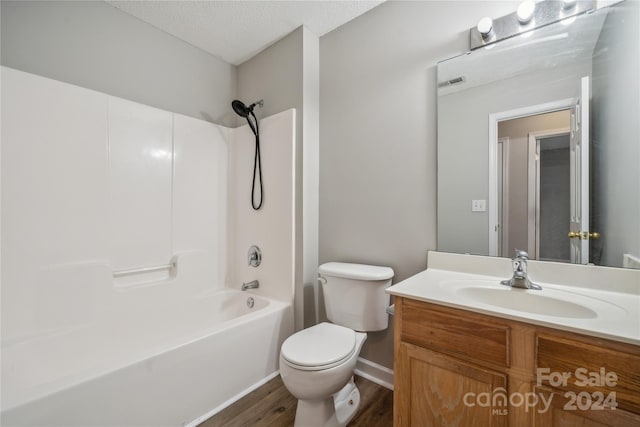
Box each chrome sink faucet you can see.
[500,250,541,290]
[241,280,259,291]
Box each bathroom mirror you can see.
[437,0,639,269]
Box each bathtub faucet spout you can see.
[242,280,259,291]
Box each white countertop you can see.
[386,252,640,346]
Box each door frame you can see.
[488,98,575,256]
[497,137,509,257]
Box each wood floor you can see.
[199,375,393,427]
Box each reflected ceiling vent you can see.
[438,76,465,88]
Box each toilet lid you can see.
[281,323,356,369]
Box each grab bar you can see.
[113,261,176,278]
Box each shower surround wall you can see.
[1,67,295,425]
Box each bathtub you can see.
[1,289,293,426]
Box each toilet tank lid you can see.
[319,262,394,281]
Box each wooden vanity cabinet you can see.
[393,297,640,427]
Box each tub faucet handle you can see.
[248,245,262,267]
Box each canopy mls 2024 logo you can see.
[463,367,618,415]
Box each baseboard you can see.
[185,370,281,427]
[187,359,393,426]
[354,357,394,391]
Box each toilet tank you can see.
[318,262,394,332]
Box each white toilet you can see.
[279,262,394,427]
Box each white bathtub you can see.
[1,289,293,426]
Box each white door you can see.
[569,76,590,264]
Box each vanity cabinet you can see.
[393,297,640,426]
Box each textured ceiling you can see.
[106,0,384,65]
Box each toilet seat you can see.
[281,323,356,371]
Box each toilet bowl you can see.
[279,262,394,427]
[280,323,367,426]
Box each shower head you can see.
[231,99,265,211]
[231,99,263,118]
[232,100,250,118]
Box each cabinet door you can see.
[533,387,640,427]
[537,334,640,414]
[395,342,508,427]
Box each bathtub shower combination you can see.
[1,67,296,426]
[2,290,291,426]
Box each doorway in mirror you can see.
[497,111,571,262]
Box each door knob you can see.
[568,231,600,240]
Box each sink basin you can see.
[456,287,597,318]
[439,279,628,320]
[385,255,640,345]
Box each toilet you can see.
[279,262,394,427]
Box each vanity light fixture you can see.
[520,30,535,38]
[469,0,594,50]
[517,0,536,24]
[560,0,578,25]
[561,15,577,26]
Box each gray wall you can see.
[506,134,529,254]
[319,1,517,369]
[592,0,640,267]
[237,28,303,127]
[237,26,320,331]
[1,1,236,125]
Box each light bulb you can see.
[517,0,535,24]
[477,17,493,39]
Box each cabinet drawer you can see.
[400,299,510,368]
[537,334,640,413]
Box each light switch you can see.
[472,199,486,212]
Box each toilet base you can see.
[293,377,360,427]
